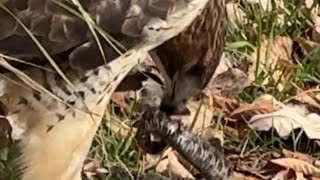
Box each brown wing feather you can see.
[0,0,184,70]
[0,0,226,114]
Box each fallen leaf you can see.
[249,36,294,91]
[156,158,169,173]
[232,171,260,180]
[167,151,195,179]
[305,0,316,9]
[296,171,308,180]
[271,158,320,177]
[211,52,234,80]
[209,68,248,99]
[315,91,320,102]
[282,149,314,164]
[209,95,239,115]
[292,90,320,110]
[249,103,320,139]
[296,37,319,55]
[179,100,214,134]
[156,150,195,180]
[111,92,129,108]
[230,94,282,120]
[83,158,108,179]
[226,2,246,24]
[237,160,287,179]
[271,169,298,180]
[295,12,320,58]
[311,9,320,42]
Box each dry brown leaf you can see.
[167,151,195,179]
[209,68,248,99]
[311,11,320,26]
[230,102,272,120]
[315,91,320,102]
[212,52,234,78]
[232,171,260,180]
[296,171,308,180]
[271,169,299,180]
[310,6,320,42]
[226,2,246,24]
[83,158,108,179]
[146,148,172,171]
[156,150,195,180]
[305,0,316,9]
[179,100,213,134]
[296,11,320,56]
[296,37,319,55]
[205,53,242,113]
[235,160,287,179]
[249,36,294,91]
[282,149,314,164]
[271,158,320,177]
[271,170,287,180]
[210,95,239,114]
[230,94,282,120]
[312,23,320,43]
[111,92,129,108]
[293,90,320,110]
[156,158,169,173]
[249,103,320,139]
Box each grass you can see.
[224,0,320,168]
[0,0,320,179]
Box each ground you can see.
[1,0,320,179]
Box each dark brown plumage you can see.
[155,0,228,115]
[0,0,227,115]
[0,0,176,91]
[0,0,178,70]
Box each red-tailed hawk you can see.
[0,0,228,179]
